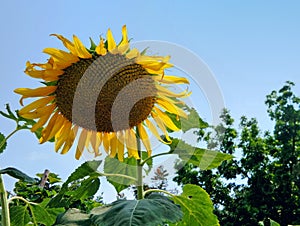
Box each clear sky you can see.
[0,1,300,202]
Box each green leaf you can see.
[30,204,65,226]
[168,138,233,170]
[0,104,17,120]
[63,160,101,189]
[104,157,137,193]
[48,160,101,208]
[166,107,209,133]
[91,194,182,226]
[69,177,100,201]
[258,218,281,226]
[173,184,219,226]
[0,132,7,154]
[10,205,31,226]
[0,167,36,183]
[54,208,92,226]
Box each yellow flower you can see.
[15,26,190,160]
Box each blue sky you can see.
[0,1,300,201]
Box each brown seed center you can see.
[55,53,157,132]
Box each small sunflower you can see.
[15,26,190,160]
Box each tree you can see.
[174,81,300,226]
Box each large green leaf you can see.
[91,194,182,226]
[48,160,101,208]
[62,160,102,189]
[104,156,137,193]
[30,204,64,226]
[166,107,209,133]
[10,202,64,226]
[173,184,219,226]
[68,177,100,201]
[54,208,92,226]
[0,132,7,154]
[10,205,31,226]
[0,167,36,183]
[168,138,233,170]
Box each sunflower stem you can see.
[0,128,21,226]
[135,127,144,200]
[0,174,10,226]
[0,128,19,151]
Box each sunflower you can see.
[14,25,190,160]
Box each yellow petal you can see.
[43,48,79,64]
[19,96,55,115]
[137,123,152,156]
[75,129,88,160]
[30,106,54,132]
[73,35,92,59]
[61,126,78,155]
[156,98,187,118]
[126,48,140,59]
[119,25,128,46]
[145,119,170,144]
[51,34,77,54]
[39,112,59,143]
[90,131,102,156]
[157,85,191,98]
[103,133,111,154]
[125,129,139,159]
[21,104,56,119]
[106,29,117,51]
[153,107,180,131]
[109,133,117,158]
[151,111,172,143]
[14,86,56,98]
[55,121,72,152]
[95,38,107,55]
[117,131,125,161]
[153,75,190,84]
[43,114,65,142]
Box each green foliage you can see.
[104,156,137,193]
[172,185,219,226]
[54,208,93,226]
[9,206,30,226]
[168,138,233,170]
[92,194,182,226]
[0,132,7,154]
[0,167,36,183]
[10,199,64,226]
[174,81,300,226]
[47,161,102,209]
[166,106,209,133]
[259,218,281,226]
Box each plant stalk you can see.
[0,174,10,226]
[136,127,144,200]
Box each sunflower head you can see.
[15,25,190,160]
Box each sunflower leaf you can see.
[91,194,182,226]
[168,138,233,170]
[0,104,18,120]
[30,204,64,226]
[0,167,36,183]
[54,208,92,226]
[166,107,209,133]
[172,184,219,226]
[104,156,137,193]
[47,160,101,208]
[0,132,7,154]
[10,205,31,226]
